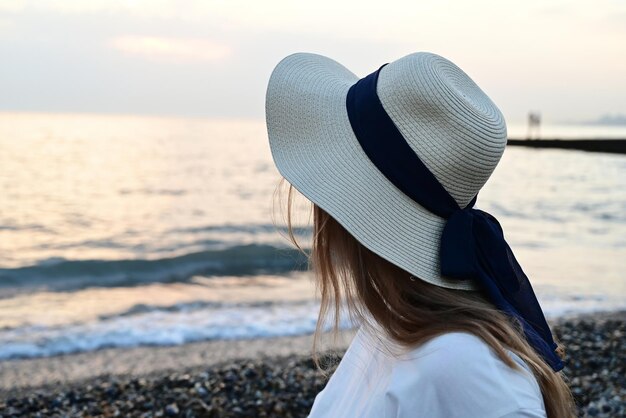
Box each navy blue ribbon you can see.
[346,64,564,372]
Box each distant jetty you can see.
[507,138,626,155]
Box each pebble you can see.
[165,403,179,416]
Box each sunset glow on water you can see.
[0,112,624,359]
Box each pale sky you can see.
[1,0,625,123]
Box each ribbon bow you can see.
[441,201,563,372]
[346,64,564,372]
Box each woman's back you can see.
[308,328,546,418]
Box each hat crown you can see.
[376,52,507,207]
[265,51,508,290]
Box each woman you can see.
[265,52,576,417]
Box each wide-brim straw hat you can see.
[265,52,508,291]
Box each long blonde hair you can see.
[273,179,576,418]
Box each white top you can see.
[308,326,547,418]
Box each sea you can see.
[0,112,625,360]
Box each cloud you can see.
[108,36,232,63]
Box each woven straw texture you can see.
[265,52,507,290]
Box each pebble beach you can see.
[0,310,624,418]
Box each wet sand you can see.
[0,329,357,395]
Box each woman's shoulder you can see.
[410,330,491,353]
[388,331,493,365]
[393,331,507,378]
[383,331,546,417]
[393,331,536,383]
[308,329,546,418]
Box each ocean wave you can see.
[165,223,310,236]
[0,244,310,294]
[0,294,624,360]
[0,300,351,360]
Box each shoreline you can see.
[0,309,620,396]
[0,328,357,397]
[1,309,624,417]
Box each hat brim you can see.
[265,52,477,291]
